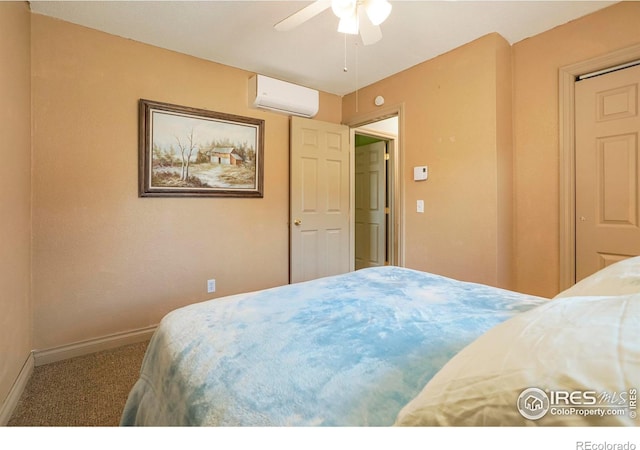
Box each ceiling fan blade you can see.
[358,7,382,45]
[274,0,332,32]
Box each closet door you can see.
[575,64,640,281]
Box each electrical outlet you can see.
[207,279,216,293]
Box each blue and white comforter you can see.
[120,266,546,426]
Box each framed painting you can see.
[139,99,264,197]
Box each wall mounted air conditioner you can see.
[248,74,319,118]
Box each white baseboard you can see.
[0,352,34,426]
[33,325,157,367]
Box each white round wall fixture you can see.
[374,95,385,106]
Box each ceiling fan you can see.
[274,0,393,46]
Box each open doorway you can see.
[353,116,399,268]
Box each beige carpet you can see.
[7,341,148,427]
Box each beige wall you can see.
[0,2,32,408]
[343,33,514,288]
[30,14,341,349]
[343,2,640,296]
[513,1,640,297]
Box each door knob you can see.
[293,219,302,226]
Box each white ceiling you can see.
[29,0,618,96]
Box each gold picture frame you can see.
[139,99,264,198]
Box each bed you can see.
[121,260,640,427]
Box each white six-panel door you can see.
[290,116,350,283]
[355,141,387,269]
[575,64,640,280]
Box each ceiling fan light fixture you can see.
[331,0,356,20]
[364,0,392,26]
[338,14,359,34]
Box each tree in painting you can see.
[150,111,258,190]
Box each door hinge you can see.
[384,153,390,160]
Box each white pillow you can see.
[394,293,640,426]
[554,256,640,298]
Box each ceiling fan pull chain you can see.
[344,33,348,72]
